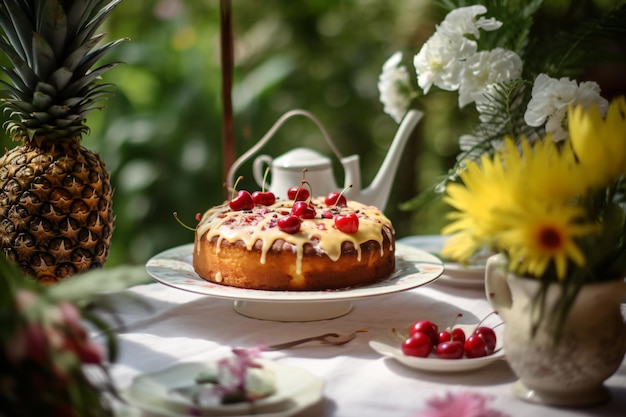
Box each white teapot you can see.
[227,109,422,211]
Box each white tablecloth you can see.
[95,245,626,417]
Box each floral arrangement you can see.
[443,98,626,336]
[377,1,624,182]
[377,1,626,338]
[0,255,146,416]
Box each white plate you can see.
[122,359,323,417]
[145,242,443,302]
[397,235,486,287]
[369,324,505,373]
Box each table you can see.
[95,238,626,417]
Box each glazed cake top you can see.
[195,197,395,275]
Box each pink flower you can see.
[415,391,509,417]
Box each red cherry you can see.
[292,201,316,219]
[325,191,347,207]
[474,327,496,353]
[277,215,301,234]
[334,213,359,233]
[229,190,254,211]
[437,331,451,344]
[287,186,310,201]
[409,320,438,346]
[435,340,464,359]
[252,191,276,206]
[437,313,465,345]
[464,334,489,358]
[322,210,333,219]
[438,327,466,344]
[401,332,432,358]
[451,328,466,345]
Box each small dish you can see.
[122,359,323,416]
[397,235,487,288]
[369,324,505,373]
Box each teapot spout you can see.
[358,109,423,210]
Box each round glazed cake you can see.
[192,196,395,291]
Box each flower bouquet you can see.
[376,1,626,337]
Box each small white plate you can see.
[122,359,323,416]
[398,235,487,288]
[369,324,505,373]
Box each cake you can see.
[192,192,395,291]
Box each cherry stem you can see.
[391,327,408,342]
[261,167,270,192]
[335,184,353,207]
[296,179,313,202]
[232,175,243,199]
[473,311,498,333]
[173,212,197,231]
[447,312,462,330]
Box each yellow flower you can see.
[514,135,588,202]
[441,136,597,279]
[568,96,626,187]
[441,150,520,262]
[498,200,597,279]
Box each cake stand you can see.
[145,242,444,321]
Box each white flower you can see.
[458,48,523,108]
[378,51,414,123]
[414,31,474,94]
[524,73,608,142]
[413,6,504,96]
[438,5,503,39]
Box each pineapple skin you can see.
[0,138,114,284]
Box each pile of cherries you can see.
[400,313,498,360]
[227,175,359,235]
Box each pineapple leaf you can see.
[0,37,38,87]
[0,66,29,95]
[63,62,119,98]
[49,66,73,91]
[36,0,67,59]
[35,80,58,96]
[0,0,33,65]
[31,31,55,80]
[71,0,122,50]
[47,104,71,118]
[63,32,105,72]
[2,99,36,113]
[0,79,30,101]
[76,38,127,76]
[32,90,53,108]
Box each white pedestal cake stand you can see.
[146,243,444,322]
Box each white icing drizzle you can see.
[196,197,394,276]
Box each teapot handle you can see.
[226,109,343,188]
[252,155,273,188]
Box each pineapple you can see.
[0,0,124,284]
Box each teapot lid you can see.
[273,148,332,170]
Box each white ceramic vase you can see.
[485,254,626,407]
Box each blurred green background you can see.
[1,0,624,268]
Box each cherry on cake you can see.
[192,187,395,291]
